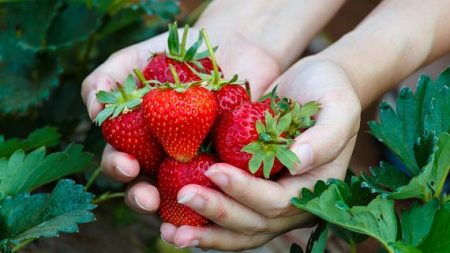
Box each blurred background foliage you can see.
[0,0,208,252]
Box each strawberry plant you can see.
[0,127,95,253]
[291,68,450,253]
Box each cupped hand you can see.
[81,27,281,214]
[160,58,362,250]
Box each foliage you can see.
[292,68,450,253]
[0,127,95,252]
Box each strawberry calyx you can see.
[242,89,321,178]
[135,65,198,93]
[165,22,213,66]
[95,74,150,125]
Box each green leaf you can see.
[0,179,95,245]
[388,133,450,201]
[94,105,115,125]
[418,204,450,253]
[292,180,397,250]
[0,53,63,115]
[265,111,276,135]
[390,242,422,253]
[401,199,439,246]
[184,33,203,62]
[123,74,136,94]
[255,120,266,134]
[361,162,411,194]
[0,127,60,158]
[96,90,117,104]
[140,0,180,20]
[248,150,264,174]
[46,4,100,49]
[0,144,93,200]
[305,221,328,253]
[242,142,261,154]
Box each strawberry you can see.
[214,82,250,116]
[213,93,320,178]
[157,154,218,227]
[142,66,217,162]
[142,23,219,83]
[95,75,164,174]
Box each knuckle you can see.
[242,220,269,236]
[264,205,290,219]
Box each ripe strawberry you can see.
[142,23,219,83]
[142,66,217,162]
[214,83,251,116]
[157,154,218,227]
[214,95,320,178]
[95,75,164,174]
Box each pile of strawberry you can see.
[95,23,320,227]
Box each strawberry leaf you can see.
[0,127,60,158]
[184,33,203,62]
[0,144,93,200]
[248,150,264,174]
[262,152,275,179]
[277,113,292,135]
[417,202,450,252]
[0,179,95,246]
[305,221,329,253]
[361,162,410,194]
[292,179,396,250]
[167,22,180,57]
[275,147,300,174]
[400,199,439,246]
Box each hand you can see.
[160,58,361,250]
[81,27,281,214]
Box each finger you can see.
[160,223,177,244]
[171,225,273,251]
[289,89,361,174]
[81,46,144,120]
[204,164,298,218]
[177,184,269,235]
[125,181,160,214]
[100,144,140,182]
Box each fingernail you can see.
[178,192,205,209]
[292,144,313,173]
[179,239,200,248]
[160,234,169,244]
[205,167,229,188]
[87,91,97,120]
[134,195,150,211]
[115,164,132,177]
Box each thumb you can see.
[289,91,361,174]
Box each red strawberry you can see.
[142,67,217,162]
[142,23,220,83]
[95,75,164,174]
[214,96,320,178]
[214,84,250,116]
[157,154,218,227]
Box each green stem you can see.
[12,238,35,252]
[263,140,288,145]
[200,29,220,85]
[116,82,129,101]
[133,68,147,84]
[168,64,181,85]
[85,166,101,191]
[93,192,125,204]
[180,25,189,58]
[349,239,357,253]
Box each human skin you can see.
[81,0,450,251]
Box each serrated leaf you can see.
[401,199,439,246]
[0,144,93,200]
[387,133,450,201]
[0,179,95,245]
[418,204,450,253]
[361,162,410,194]
[292,180,397,250]
[305,221,328,253]
[0,127,60,158]
[46,4,100,49]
